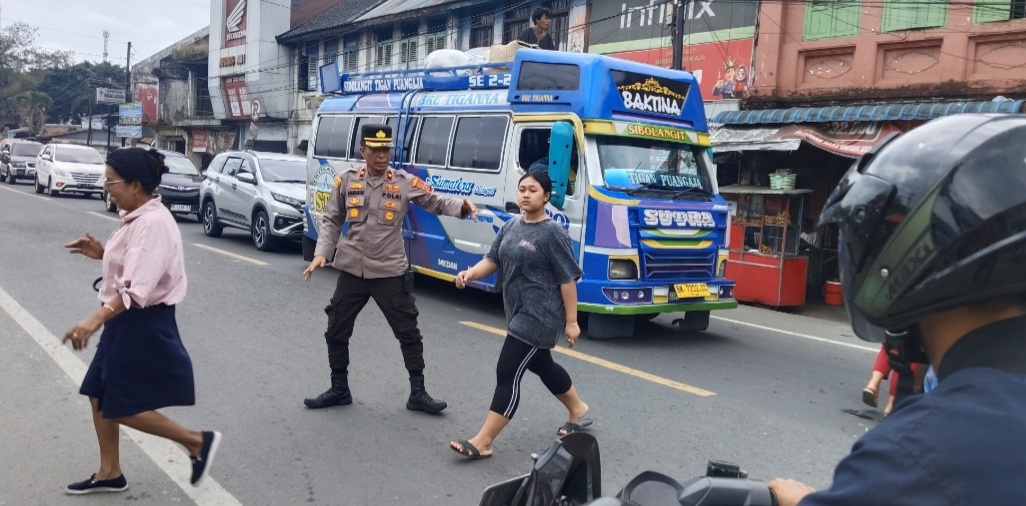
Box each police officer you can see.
[302,124,478,413]
[767,114,1026,505]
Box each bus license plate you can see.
[673,283,709,299]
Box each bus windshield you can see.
[597,136,711,198]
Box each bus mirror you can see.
[547,121,573,210]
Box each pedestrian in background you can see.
[449,172,589,460]
[302,124,477,413]
[518,8,555,50]
[63,148,221,494]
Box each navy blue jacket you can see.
[802,315,1026,506]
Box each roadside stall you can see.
[720,183,812,307]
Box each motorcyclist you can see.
[768,114,1026,505]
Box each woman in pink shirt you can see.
[62,148,221,495]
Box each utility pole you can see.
[87,86,93,147]
[671,0,688,70]
[103,30,110,63]
[123,42,132,147]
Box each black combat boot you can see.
[406,375,447,414]
[304,371,353,409]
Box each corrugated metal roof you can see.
[709,126,800,152]
[354,0,460,22]
[278,0,387,41]
[712,100,1025,125]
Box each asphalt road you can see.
[0,182,885,505]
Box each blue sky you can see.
[1,0,210,65]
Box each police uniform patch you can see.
[358,168,366,178]
[385,184,401,193]
[411,177,433,194]
[385,211,395,221]
[333,176,342,190]
[384,201,399,210]
[349,197,361,206]
[349,208,359,218]
[386,170,394,181]
[350,182,364,190]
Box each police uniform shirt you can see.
[314,166,466,279]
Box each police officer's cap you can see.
[361,124,394,148]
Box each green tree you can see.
[0,22,73,116]
[15,90,53,135]
[38,61,127,123]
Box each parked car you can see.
[34,144,105,197]
[101,150,203,217]
[199,151,306,251]
[0,140,43,184]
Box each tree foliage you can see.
[15,90,53,135]
[0,22,75,120]
[39,61,127,123]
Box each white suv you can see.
[34,144,106,197]
[199,151,307,251]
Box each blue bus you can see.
[304,49,736,338]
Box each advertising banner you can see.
[608,38,754,101]
[775,122,907,158]
[224,0,248,48]
[221,76,251,120]
[135,84,158,124]
[590,0,757,101]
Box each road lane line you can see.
[88,211,120,223]
[192,243,268,266]
[0,285,243,506]
[460,321,716,397]
[0,184,48,201]
[711,316,877,353]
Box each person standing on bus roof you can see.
[518,8,555,50]
[302,124,478,413]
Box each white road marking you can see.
[0,184,48,201]
[711,315,878,353]
[192,243,268,266]
[0,284,243,505]
[88,211,120,223]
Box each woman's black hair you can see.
[105,148,168,193]
[519,171,553,195]
[532,7,552,23]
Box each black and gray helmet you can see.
[819,114,1026,342]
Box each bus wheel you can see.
[672,311,710,333]
[586,314,635,340]
[302,235,315,262]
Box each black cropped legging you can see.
[490,334,573,419]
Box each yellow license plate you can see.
[673,283,709,299]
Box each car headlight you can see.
[271,192,303,207]
[608,259,638,280]
[53,167,70,177]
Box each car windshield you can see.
[56,147,104,164]
[260,158,306,183]
[12,143,42,157]
[165,156,199,175]
[597,136,711,198]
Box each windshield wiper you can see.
[670,186,711,200]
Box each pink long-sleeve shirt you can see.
[98,196,187,308]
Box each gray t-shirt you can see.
[487,217,583,348]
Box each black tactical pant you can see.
[324,271,425,374]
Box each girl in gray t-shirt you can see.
[449,172,591,460]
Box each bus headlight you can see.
[608,259,638,280]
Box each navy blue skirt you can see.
[80,304,195,418]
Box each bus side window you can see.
[518,127,579,196]
[415,117,455,166]
[387,115,419,165]
[313,116,353,159]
